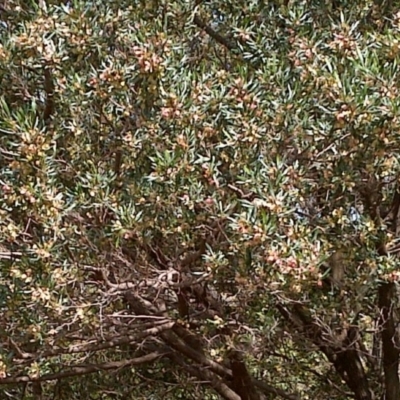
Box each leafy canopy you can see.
[0,0,399,399]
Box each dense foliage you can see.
[1,0,400,399]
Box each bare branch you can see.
[126,291,300,400]
[0,351,167,384]
[12,321,175,361]
[168,353,241,400]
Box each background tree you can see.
[0,0,400,399]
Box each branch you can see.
[0,148,19,160]
[126,292,300,400]
[360,177,400,398]
[0,351,167,384]
[168,353,241,400]
[125,291,229,377]
[172,323,205,353]
[169,328,300,400]
[162,326,230,378]
[43,64,55,124]
[378,282,400,400]
[11,321,175,361]
[253,380,300,400]
[229,349,260,400]
[0,251,22,259]
[386,182,400,236]
[277,303,371,400]
[193,14,236,51]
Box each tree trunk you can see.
[378,282,400,400]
